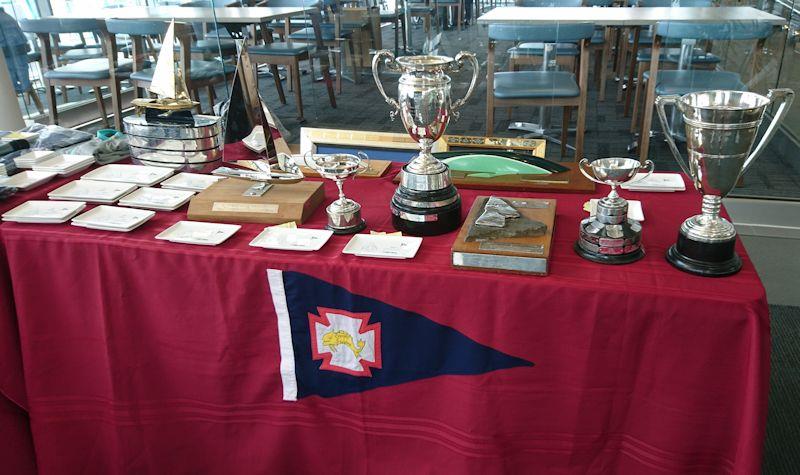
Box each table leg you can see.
[668,38,696,140]
[639,36,661,162]
[599,26,611,102]
[623,26,640,117]
[616,27,629,102]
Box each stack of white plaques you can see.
[0,170,58,191]
[249,227,333,252]
[82,164,174,186]
[342,234,423,259]
[124,115,223,174]
[160,172,224,192]
[33,154,95,177]
[14,150,57,169]
[49,180,138,204]
[155,221,241,246]
[119,187,195,211]
[72,205,155,232]
[0,162,7,177]
[2,200,87,224]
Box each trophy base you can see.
[327,220,366,235]
[390,184,462,236]
[574,241,645,265]
[666,233,742,277]
[574,214,644,265]
[326,200,366,235]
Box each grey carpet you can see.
[763,304,800,474]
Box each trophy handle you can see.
[449,51,480,117]
[356,151,370,175]
[655,94,692,177]
[302,151,317,171]
[577,158,605,185]
[625,159,655,186]
[741,88,794,176]
[371,49,401,119]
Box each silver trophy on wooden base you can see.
[656,89,794,276]
[303,152,369,234]
[372,50,479,236]
[576,157,654,264]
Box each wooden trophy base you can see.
[451,196,557,276]
[187,178,325,225]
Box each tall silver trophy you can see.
[372,50,479,236]
[656,89,794,276]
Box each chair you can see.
[105,19,236,115]
[637,20,775,160]
[287,0,365,90]
[487,23,594,159]
[20,18,131,131]
[617,0,713,107]
[180,0,240,59]
[437,0,464,31]
[507,0,584,74]
[248,2,337,121]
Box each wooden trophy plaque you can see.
[187,178,325,225]
[451,196,556,276]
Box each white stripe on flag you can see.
[267,269,298,401]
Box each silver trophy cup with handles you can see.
[303,152,369,234]
[372,50,479,236]
[576,157,654,264]
[656,89,794,276]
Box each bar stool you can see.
[20,18,131,131]
[487,23,594,159]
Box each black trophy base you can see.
[666,232,742,277]
[574,241,645,265]
[391,184,462,236]
[327,220,366,235]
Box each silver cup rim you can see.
[679,90,770,112]
[587,157,641,174]
[395,55,454,71]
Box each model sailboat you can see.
[131,20,199,122]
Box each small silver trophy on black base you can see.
[656,89,794,277]
[576,157,654,264]
[304,152,369,234]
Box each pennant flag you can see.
[267,269,533,401]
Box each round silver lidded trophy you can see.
[372,50,480,236]
[656,89,794,277]
[303,152,369,234]
[575,157,654,264]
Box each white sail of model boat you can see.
[148,20,192,104]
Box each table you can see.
[0,149,769,473]
[478,6,787,161]
[54,6,316,24]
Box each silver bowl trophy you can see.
[303,152,369,234]
[576,158,654,264]
[124,21,223,173]
[372,50,479,236]
[656,89,794,276]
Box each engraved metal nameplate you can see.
[243,182,273,197]
[479,241,545,255]
[212,202,279,214]
[509,199,550,209]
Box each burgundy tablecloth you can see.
[0,160,769,474]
